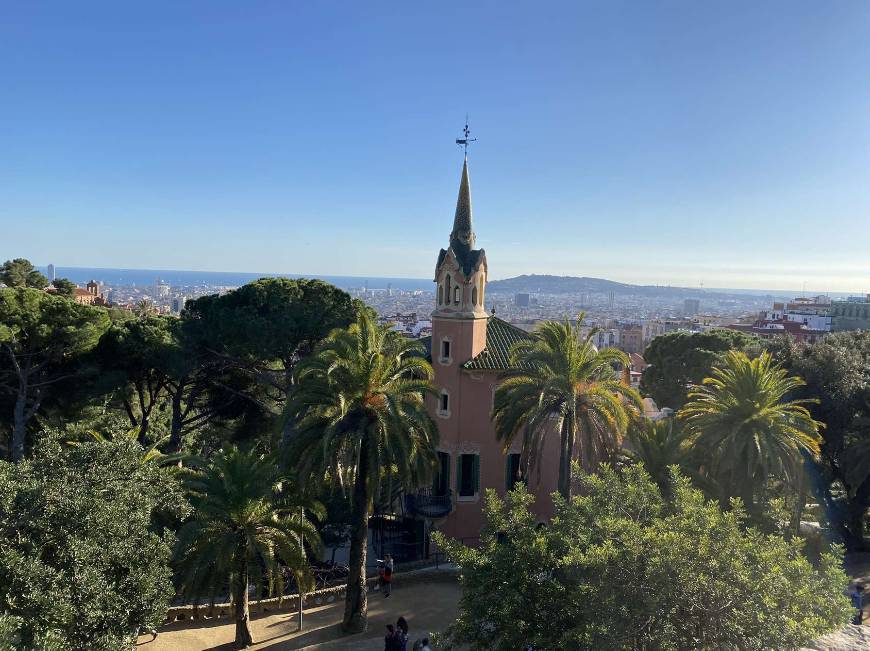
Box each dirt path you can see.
[138,579,460,651]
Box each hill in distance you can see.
[487,274,775,299]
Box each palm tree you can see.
[679,350,822,514]
[493,316,643,499]
[621,417,716,499]
[283,309,439,633]
[174,446,320,649]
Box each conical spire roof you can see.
[450,156,475,252]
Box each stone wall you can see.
[163,563,456,625]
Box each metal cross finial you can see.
[455,115,477,154]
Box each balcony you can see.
[406,488,453,519]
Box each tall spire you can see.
[450,156,475,252]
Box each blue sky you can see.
[2,2,869,291]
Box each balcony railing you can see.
[407,488,453,518]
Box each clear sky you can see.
[2,2,869,292]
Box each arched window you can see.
[438,285,443,305]
[472,287,478,305]
[479,276,484,306]
[454,286,460,304]
[445,274,451,295]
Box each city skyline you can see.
[3,2,870,291]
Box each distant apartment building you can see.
[764,296,832,331]
[47,264,56,282]
[727,295,832,343]
[514,292,530,307]
[683,298,700,316]
[617,323,644,354]
[727,320,827,344]
[831,295,870,332]
[154,279,171,299]
[171,296,187,314]
[380,312,432,339]
[579,325,618,350]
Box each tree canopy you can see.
[0,434,188,650]
[494,316,642,498]
[768,332,870,551]
[640,329,755,410]
[49,278,77,297]
[285,308,439,632]
[680,350,822,516]
[0,288,110,461]
[0,258,47,289]
[434,465,850,651]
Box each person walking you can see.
[384,624,402,651]
[852,583,865,625]
[419,638,431,651]
[383,553,394,598]
[396,616,409,651]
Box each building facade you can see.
[831,295,870,332]
[414,156,560,545]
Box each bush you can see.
[434,465,851,651]
[0,435,189,650]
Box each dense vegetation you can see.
[1,257,867,648]
[434,466,851,651]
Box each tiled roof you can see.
[462,317,533,370]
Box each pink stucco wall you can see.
[429,316,560,544]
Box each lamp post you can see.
[298,505,304,631]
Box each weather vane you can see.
[455,115,476,154]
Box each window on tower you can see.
[472,287,478,305]
[438,285,443,305]
[441,339,451,361]
[454,286,460,304]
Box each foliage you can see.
[767,332,870,551]
[174,446,320,648]
[434,465,851,651]
[0,433,188,650]
[493,315,642,498]
[93,315,175,441]
[621,416,715,499]
[49,278,76,297]
[640,328,755,410]
[284,308,439,632]
[0,288,110,461]
[183,278,357,411]
[0,258,47,289]
[680,350,822,516]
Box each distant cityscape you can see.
[38,264,870,358]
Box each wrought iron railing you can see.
[406,488,453,518]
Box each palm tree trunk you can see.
[557,418,570,499]
[233,540,254,648]
[343,437,371,633]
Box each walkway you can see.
[138,578,460,651]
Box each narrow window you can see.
[438,285,443,305]
[472,287,478,305]
[441,339,451,360]
[506,453,524,492]
[457,454,480,497]
[440,391,449,413]
[454,286,460,304]
[432,451,450,496]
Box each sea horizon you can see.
[34,265,860,299]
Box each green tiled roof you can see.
[462,317,533,370]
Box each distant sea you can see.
[40,266,434,292]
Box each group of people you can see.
[385,617,430,651]
[377,555,431,650]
